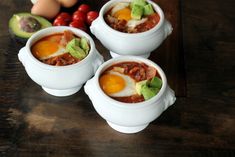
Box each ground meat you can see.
[104,11,160,33]
[105,15,127,32]
[112,94,145,103]
[43,53,80,66]
[129,66,146,81]
[108,62,151,81]
[135,13,160,33]
[146,66,157,80]
[101,62,161,103]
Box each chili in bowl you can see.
[104,0,160,33]
[84,56,176,134]
[90,0,173,58]
[31,29,90,66]
[18,26,104,96]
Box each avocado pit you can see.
[19,16,41,33]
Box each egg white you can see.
[127,18,148,28]
[111,2,130,15]
[107,71,137,97]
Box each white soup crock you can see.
[84,56,176,133]
[18,26,104,96]
[90,0,173,58]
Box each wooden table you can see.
[0,0,234,156]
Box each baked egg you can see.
[99,70,137,97]
[31,40,66,60]
[110,2,148,28]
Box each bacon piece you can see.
[64,30,74,42]
[129,66,146,81]
[42,53,80,66]
[60,30,74,46]
[146,66,157,80]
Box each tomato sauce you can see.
[101,62,161,103]
[104,8,160,33]
[135,13,160,32]
[31,30,84,66]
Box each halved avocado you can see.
[9,12,51,42]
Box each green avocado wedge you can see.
[144,4,154,15]
[131,4,144,20]
[135,76,162,101]
[9,12,51,42]
[131,0,147,8]
[80,37,90,55]
[141,85,160,100]
[66,38,90,60]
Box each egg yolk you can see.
[99,74,126,95]
[32,40,59,59]
[113,7,132,21]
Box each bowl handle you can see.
[92,49,104,73]
[18,47,28,67]
[90,17,101,37]
[84,77,96,101]
[163,19,173,38]
[163,85,176,110]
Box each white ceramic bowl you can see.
[18,26,104,96]
[84,56,176,133]
[90,0,173,58]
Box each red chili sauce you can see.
[31,30,83,66]
[104,7,160,33]
[99,62,161,103]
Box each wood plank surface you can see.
[0,0,235,157]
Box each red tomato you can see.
[56,12,72,23]
[86,11,99,25]
[69,21,87,32]
[53,18,68,26]
[72,11,86,22]
[78,4,91,14]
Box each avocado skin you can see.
[9,28,28,44]
[9,12,51,43]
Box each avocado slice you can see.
[144,4,154,15]
[135,76,162,100]
[136,80,148,95]
[150,76,162,88]
[131,4,144,20]
[9,13,51,41]
[141,85,159,100]
[131,0,147,8]
[80,37,90,55]
[66,38,87,60]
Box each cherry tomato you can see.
[69,21,87,32]
[53,18,68,26]
[56,12,72,23]
[72,11,86,22]
[78,4,91,14]
[86,11,99,25]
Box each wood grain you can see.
[0,0,235,157]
